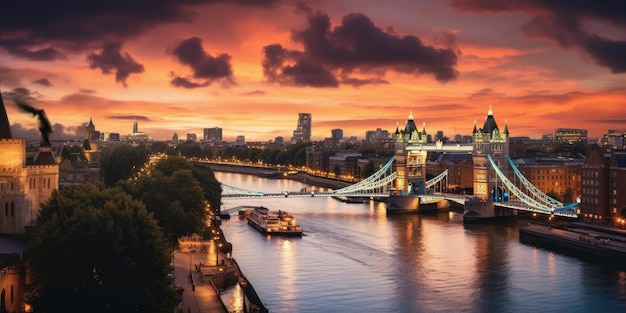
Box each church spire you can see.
[0,85,13,139]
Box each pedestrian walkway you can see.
[174,237,228,313]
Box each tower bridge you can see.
[221,107,579,221]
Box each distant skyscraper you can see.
[172,133,179,143]
[187,133,197,142]
[555,128,587,144]
[133,118,138,133]
[204,127,222,141]
[291,113,312,143]
[331,129,343,140]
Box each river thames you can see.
[215,172,626,313]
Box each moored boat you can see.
[245,206,303,236]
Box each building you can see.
[555,128,587,144]
[331,129,343,140]
[126,118,149,142]
[365,128,389,144]
[172,133,179,143]
[204,127,222,142]
[291,113,311,143]
[0,89,59,235]
[601,129,626,150]
[186,133,197,142]
[580,148,626,226]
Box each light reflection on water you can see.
[217,173,626,313]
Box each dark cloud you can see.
[9,122,40,141]
[241,90,266,96]
[449,0,626,73]
[1,0,277,82]
[33,78,52,87]
[2,87,41,102]
[262,11,459,88]
[169,37,235,88]
[79,88,97,94]
[87,42,145,87]
[107,115,151,122]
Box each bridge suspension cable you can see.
[487,154,577,217]
[332,156,396,194]
[425,169,448,189]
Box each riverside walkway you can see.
[174,237,228,313]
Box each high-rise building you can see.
[204,127,222,142]
[187,133,197,142]
[331,129,343,140]
[291,113,311,143]
[555,128,587,144]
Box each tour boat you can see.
[246,206,303,236]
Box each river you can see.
[215,172,626,313]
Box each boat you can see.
[245,206,303,236]
[257,170,284,178]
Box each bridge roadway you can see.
[222,191,391,199]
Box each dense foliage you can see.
[125,156,221,247]
[27,183,177,313]
[100,144,150,187]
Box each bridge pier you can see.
[463,201,517,223]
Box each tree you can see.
[27,183,177,313]
[178,141,202,158]
[100,144,150,187]
[130,156,221,246]
[361,161,376,179]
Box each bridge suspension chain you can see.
[425,169,448,189]
[333,156,395,194]
[487,154,563,214]
[506,157,564,208]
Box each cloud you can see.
[261,11,459,88]
[33,78,52,87]
[79,88,97,94]
[169,37,235,88]
[106,115,152,122]
[0,0,277,82]
[87,42,145,87]
[241,90,266,96]
[448,0,626,73]
[2,87,41,102]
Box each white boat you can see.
[246,206,303,236]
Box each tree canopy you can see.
[100,144,150,187]
[128,156,222,247]
[27,183,177,313]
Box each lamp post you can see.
[214,232,220,267]
[188,251,192,275]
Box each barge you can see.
[245,206,303,236]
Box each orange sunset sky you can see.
[1,0,625,142]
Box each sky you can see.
[1,0,625,142]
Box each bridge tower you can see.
[392,111,428,196]
[465,106,511,222]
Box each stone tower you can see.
[471,105,510,201]
[0,88,59,234]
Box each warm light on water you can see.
[217,173,626,313]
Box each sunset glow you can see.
[2,0,625,142]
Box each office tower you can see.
[204,127,223,142]
[291,113,312,143]
[331,129,343,140]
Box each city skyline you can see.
[1,1,625,142]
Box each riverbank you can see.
[519,222,626,265]
[206,162,352,190]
